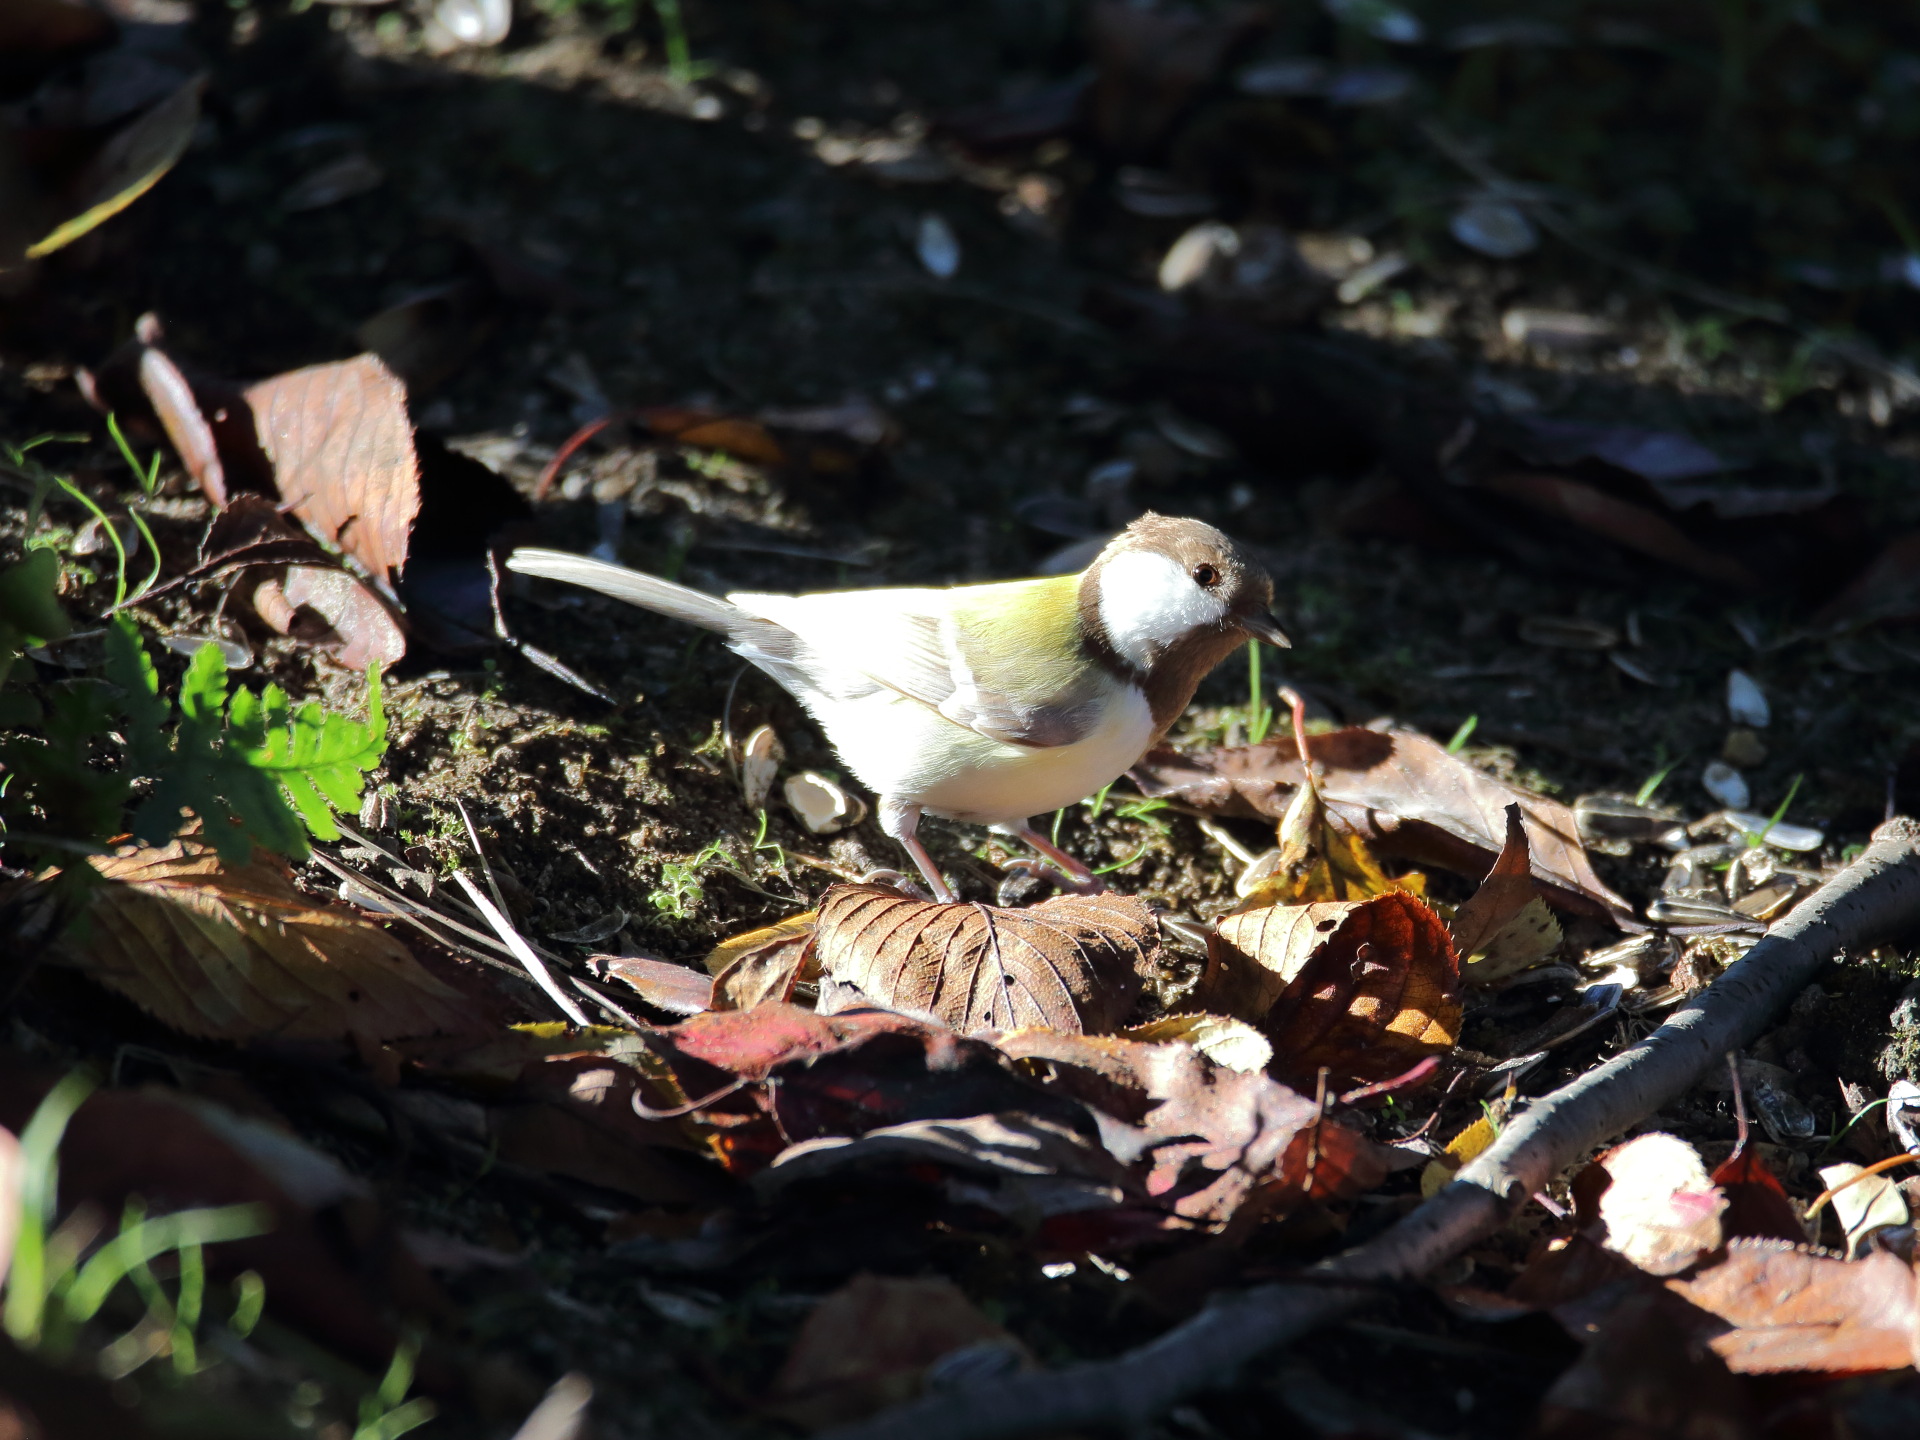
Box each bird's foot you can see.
[997,856,1106,901]
[857,867,935,902]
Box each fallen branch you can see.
[826,816,1920,1440]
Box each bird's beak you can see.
[1239,611,1292,649]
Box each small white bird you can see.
[507,514,1288,902]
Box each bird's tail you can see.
[505,548,747,635]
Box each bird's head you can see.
[1079,514,1288,724]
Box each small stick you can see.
[453,871,592,1027]
[455,798,511,918]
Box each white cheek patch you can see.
[1097,549,1228,671]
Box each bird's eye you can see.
[1192,563,1220,588]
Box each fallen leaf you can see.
[251,564,408,673]
[63,839,478,1043]
[1450,803,1563,983]
[1135,726,1633,924]
[703,909,818,1011]
[995,1029,1387,1224]
[1119,1013,1271,1074]
[1710,1146,1807,1245]
[1421,1112,1498,1199]
[811,883,1155,1034]
[635,406,787,468]
[1669,1240,1920,1374]
[756,1112,1142,1227]
[1534,1289,1757,1440]
[768,1274,1028,1429]
[23,73,205,261]
[636,1004,1086,1173]
[1582,1132,1726,1277]
[1819,1161,1909,1259]
[1234,750,1422,910]
[243,354,421,586]
[394,1025,729,1204]
[1204,891,1461,1088]
[593,956,715,1016]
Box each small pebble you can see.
[1701,761,1750,810]
[1727,669,1770,727]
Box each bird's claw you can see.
[999,857,1106,898]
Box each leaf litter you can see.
[7,1,1920,1436]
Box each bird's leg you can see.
[878,798,956,904]
[994,820,1106,895]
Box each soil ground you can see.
[7,3,1920,1437]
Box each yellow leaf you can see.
[26,76,204,260]
[1420,1113,1499,1198]
[1121,1013,1273,1073]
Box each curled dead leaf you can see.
[811,883,1155,1034]
[1450,803,1563,983]
[1205,890,1461,1087]
[61,839,477,1043]
[702,909,818,1012]
[1135,727,1633,925]
[1119,1013,1271,1074]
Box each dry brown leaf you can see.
[811,883,1154,1034]
[244,354,421,585]
[1450,803,1563,983]
[64,840,476,1042]
[1136,727,1632,924]
[768,1274,1027,1429]
[1204,890,1461,1088]
[268,565,408,673]
[594,956,715,1016]
[701,910,819,1011]
[996,1028,1387,1223]
[1668,1240,1920,1374]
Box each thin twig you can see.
[825,817,1920,1440]
[454,798,511,918]
[453,871,593,1027]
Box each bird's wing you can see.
[729,577,1102,749]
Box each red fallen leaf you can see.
[1533,1289,1757,1440]
[1203,890,1461,1089]
[1478,471,1757,590]
[244,354,421,586]
[767,1274,1028,1429]
[637,1004,1085,1173]
[1134,726,1633,924]
[994,1029,1387,1223]
[1711,1146,1808,1245]
[1668,1241,1920,1376]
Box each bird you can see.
[507,514,1288,903]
